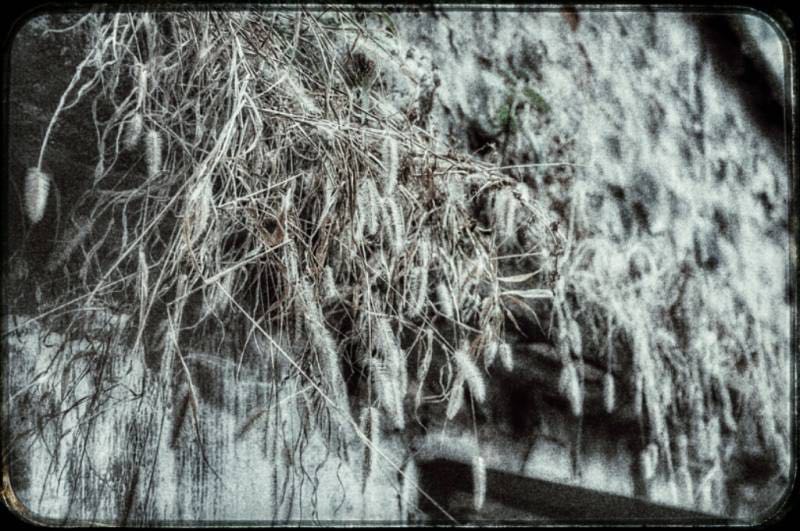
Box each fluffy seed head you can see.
[559,361,582,417]
[417,234,432,267]
[46,217,92,272]
[322,265,339,303]
[494,188,517,244]
[676,433,689,468]
[138,245,149,304]
[383,196,405,255]
[381,135,399,196]
[498,341,513,372]
[705,416,721,459]
[145,129,163,178]
[356,178,381,238]
[410,266,429,318]
[186,174,213,243]
[400,459,419,522]
[370,358,405,430]
[24,167,50,224]
[354,184,368,242]
[359,406,381,491]
[414,329,434,410]
[123,113,144,151]
[405,266,421,314]
[603,372,616,413]
[299,278,348,411]
[568,319,583,356]
[640,447,655,481]
[284,241,300,288]
[472,455,487,512]
[436,282,454,319]
[136,62,148,108]
[375,316,407,399]
[647,442,659,472]
[503,194,519,244]
[365,179,381,236]
[446,372,465,420]
[484,335,498,367]
[453,340,486,404]
[375,318,400,365]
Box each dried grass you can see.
[9,7,789,518]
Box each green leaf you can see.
[496,103,512,128]
[379,13,397,36]
[522,87,551,114]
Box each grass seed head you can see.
[381,135,399,196]
[676,433,689,468]
[498,340,513,372]
[414,330,434,410]
[559,361,583,417]
[417,233,432,267]
[382,196,405,255]
[137,245,148,304]
[472,455,487,512]
[46,217,92,272]
[484,334,498,367]
[322,265,339,303]
[436,282,454,319]
[123,113,144,151]
[453,340,486,404]
[400,458,419,522]
[357,178,381,238]
[640,447,656,481]
[647,442,659,472]
[603,372,615,413]
[136,61,148,108]
[190,174,213,242]
[375,316,407,398]
[359,406,381,490]
[24,167,50,224]
[145,129,162,178]
[446,372,465,420]
[370,358,405,430]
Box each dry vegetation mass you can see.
[3,8,791,518]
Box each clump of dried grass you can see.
[17,10,562,518]
[24,8,787,518]
[547,160,790,507]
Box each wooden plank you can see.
[418,458,729,524]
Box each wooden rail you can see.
[417,458,728,524]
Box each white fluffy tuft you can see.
[453,340,486,403]
[472,455,487,512]
[123,113,144,151]
[145,129,163,178]
[603,372,616,413]
[24,167,50,224]
[381,135,399,195]
[399,458,419,522]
